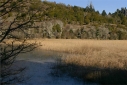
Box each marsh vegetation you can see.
[37,39,127,85]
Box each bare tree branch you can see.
[0,0,43,84]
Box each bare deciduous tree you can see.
[0,0,42,84]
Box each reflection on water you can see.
[17,49,62,61]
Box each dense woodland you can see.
[1,0,127,39]
[42,1,127,25]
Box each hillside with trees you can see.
[1,0,127,40]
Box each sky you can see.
[47,0,127,14]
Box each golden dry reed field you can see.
[37,39,127,69]
[36,39,127,85]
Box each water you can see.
[14,50,98,85]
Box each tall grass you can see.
[34,39,127,84]
[39,39,127,69]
